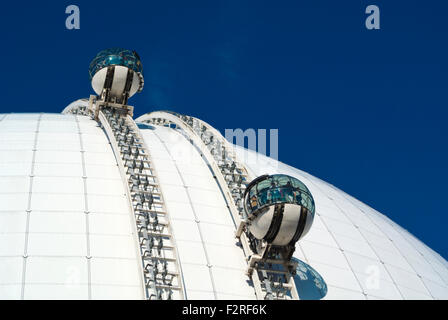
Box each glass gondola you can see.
[243,174,315,246]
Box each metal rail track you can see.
[137,111,299,300]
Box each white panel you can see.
[0,193,29,211]
[0,212,27,233]
[88,213,133,235]
[175,240,208,265]
[165,201,196,221]
[3,114,39,120]
[211,267,254,297]
[33,176,84,194]
[38,133,80,143]
[78,122,102,134]
[344,210,384,236]
[26,233,87,257]
[323,286,365,300]
[427,260,448,285]
[309,262,362,293]
[200,222,239,247]
[83,142,113,153]
[320,216,364,241]
[421,278,448,299]
[366,295,384,300]
[39,122,78,133]
[332,233,377,259]
[343,251,392,282]
[0,234,25,255]
[25,257,88,284]
[355,272,402,300]
[160,185,190,204]
[385,263,430,295]
[397,285,432,300]
[405,256,445,284]
[186,290,216,300]
[0,150,34,163]
[91,285,142,300]
[41,114,75,121]
[358,228,396,253]
[28,212,85,234]
[36,141,81,152]
[187,188,227,208]
[90,258,141,286]
[216,293,256,300]
[0,163,32,176]
[0,257,23,284]
[192,204,234,227]
[84,152,117,166]
[300,241,351,270]
[24,284,88,300]
[0,141,34,150]
[0,132,36,142]
[85,164,120,179]
[205,244,247,270]
[35,150,82,164]
[89,235,137,259]
[308,214,327,231]
[151,169,183,186]
[0,285,22,300]
[86,178,125,196]
[79,133,109,144]
[175,163,210,177]
[151,160,178,173]
[371,244,414,273]
[30,194,85,212]
[182,173,217,191]
[181,264,214,293]
[392,237,426,263]
[34,163,83,177]
[169,220,202,242]
[0,120,38,132]
[302,225,338,248]
[87,195,129,214]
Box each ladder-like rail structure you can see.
[136,111,299,300]
[63,105,184,300]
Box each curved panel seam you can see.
[305,178,425,299]
[75,115,92,299]
[20,113,42,300]
[337,187,447,292]
[151,128,218,299]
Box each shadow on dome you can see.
[292,258,328,300]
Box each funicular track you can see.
[63,106,185,300]
[136,111,299,300]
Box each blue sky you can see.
[0,1,447,259]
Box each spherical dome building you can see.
[0,109,447,300]
[0,49,447,300]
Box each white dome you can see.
[0,112,447,300]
